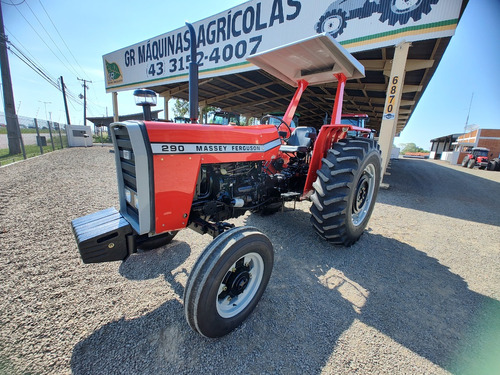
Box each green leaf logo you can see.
[105,60,123,83]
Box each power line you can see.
[22,0,81,78]
[37,0,89,80]
[5,37,82,106]
[5,24,46,76]
[1,0,25,5]
[77,77,92,125]
[7,0,81,80]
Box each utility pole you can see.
[39,100,51,121]
[78,78,91,126]
[60,76,71,125]
[0,1,22,155]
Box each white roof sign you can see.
[103,0,464,92]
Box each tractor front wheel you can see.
[310,138,381,246]
[184,226,273,338]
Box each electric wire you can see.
[16,0,82,79]
[37,0,90,80]
[5,0,100,119]
[5,0,102,118]
[4,25,47,78]
[8,0,83,82]
[6,38,82,106]
[1,0,25,5]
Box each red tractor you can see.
[461,147,490,169]
[72,31,381,338]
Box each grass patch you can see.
[0,136,68,167]
[0,127,61,134]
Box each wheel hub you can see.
[216,252,265,319]
[351,164,376,227]
[227,270,250,297]
[354,177,369,213]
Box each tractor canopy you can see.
[247,33,364,87]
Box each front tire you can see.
[310,138,381,246]
[184,227,273,338]
[467,158,475,169]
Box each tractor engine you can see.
[191,161,268,223]
[189,158,308,227]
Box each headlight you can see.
[133,194,139,210]
[124,188,139,209]
[125,188,132,203]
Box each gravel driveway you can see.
[0,147,499,374]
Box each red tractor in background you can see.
[461,147,490,169]
[72,30,382,338]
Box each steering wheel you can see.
[260,115,292,141]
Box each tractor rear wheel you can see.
[184,226,273,338]
[310,138,381,246]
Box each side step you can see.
[71,207,134,264]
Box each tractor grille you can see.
[112,126,139,225]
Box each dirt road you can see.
[0,149,498,374]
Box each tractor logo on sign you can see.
[105,60,123,85]
[315,0,440,38]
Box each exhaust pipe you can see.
[186,22,199,123]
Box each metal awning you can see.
[247,33,364,87]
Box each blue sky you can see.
[2,0,499,149]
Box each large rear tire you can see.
[310,138,381,246]
[184,227,273,338]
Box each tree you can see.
[399,143,429,154]
[172,98,189,119]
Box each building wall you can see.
[455,128,500,164]
[477,129,500,158]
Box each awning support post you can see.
[112,92,119,122]
[379,42,411,180]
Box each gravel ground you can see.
[0,147,499,375]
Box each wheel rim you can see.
[216,252,264,318]
[352,163,376,226]
[322,15,342,33]
[391,0,423,14]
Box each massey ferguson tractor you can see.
[72,29,381,338]
[461,147,490,169]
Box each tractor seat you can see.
[280,127,317,153]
